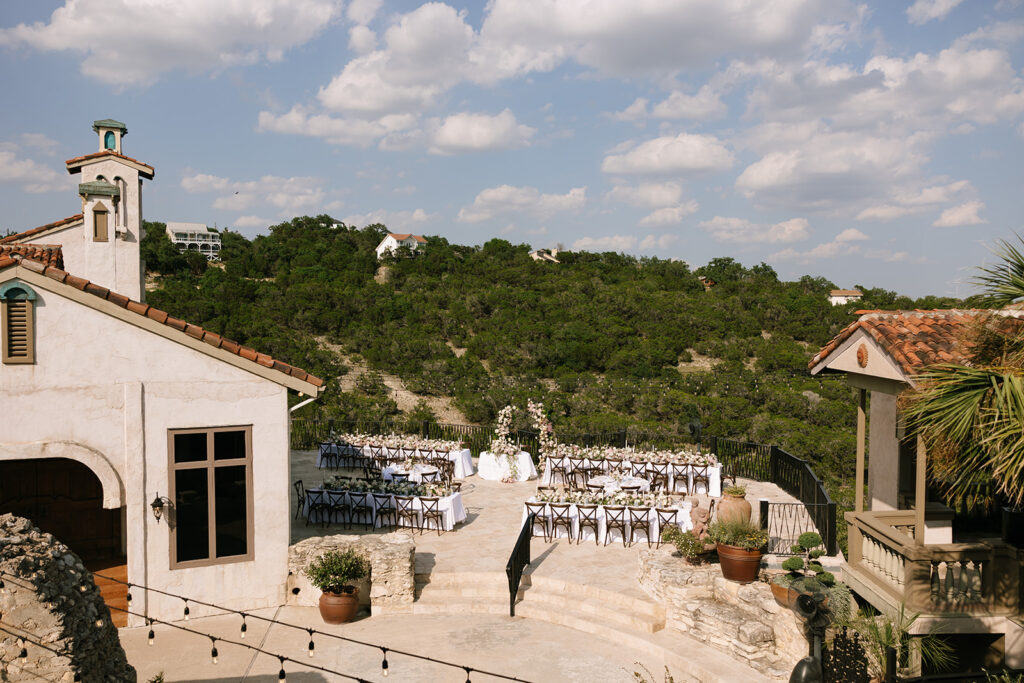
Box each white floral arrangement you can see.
[534,489,675,508]
[333,432,462,453]
[490,405,520,481]
[546,443,715,466]
[527,399,556,475]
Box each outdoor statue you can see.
[689,499,716,550]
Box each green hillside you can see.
[142,215,960,505]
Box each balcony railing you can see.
[845,510,1023,618]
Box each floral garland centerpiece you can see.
[490,405,520,482]
[527,399,556,476]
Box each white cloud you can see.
[233,216,272,229]
[19,133,60,156]
[601,133,733,175]
[770,228,870,263]
[458,185,586,223]
[348,25,377,54]
[0,144,67,193]
[606,182,683,208]
[907,0,964,25]
[181,172,332,215]
[698,216,812,244]
[257,107,417,147]
[638,234,680,250]
[638,202,699,227]
[609,98,649,122]
[572,234,638,252]
[856,180,971,220]
[341,208,436,231]
[347,0,382,25]
[429,110,535,155]
[651,86,727,120]
[0,0,340,87]
[933,201,986,227]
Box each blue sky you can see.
[1,0,1023,297]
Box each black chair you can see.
[603,506,628,547]
[577,504,600,545]
[304,488,328,527]
[655,508,680,548]
[348,491,374,529]
[395,495,420,532]
[373,493,397,529]
[420,497,445,535]
[524,501,551,542]
[549,503,574,542]
[691,464,710,495]
[628,506,653,547]
[326,490,350,527]
[293,480,306,520]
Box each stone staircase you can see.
[405,570,772,682]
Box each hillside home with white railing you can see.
[375,232,427,259]
[165,222,221,260]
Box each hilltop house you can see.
[375,232,427,259]
[529,248,560,263]
[809,309,1023,669]
[828,288,862,306]
[0,120,324,626]
[165,222,222,260]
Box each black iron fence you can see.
[293,419,838,555]
[506,513,535,617]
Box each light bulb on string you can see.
[240,613,247,638]
[464,666,472,683]
[210,637,219,665]
[147,620,155,646]
[380,647,389,676]
[182,600,190,620]
[277,656,287,682]
[307,629,315,657]
[126,583,132,607]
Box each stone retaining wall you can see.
[288,532,415,613]
[0,514,135,682]
[638,547,806,680]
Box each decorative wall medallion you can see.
[857,343,869,368]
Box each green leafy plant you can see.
[707,518,768,551]
[852,604,956,680]
[723,485,746,497]
[660,524,707,562]
[147,675,165,683]
[304,549,370,595]
[986,672,1024,682]
[775,531,833,585]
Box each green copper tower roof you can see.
[78,180,120,197]
[92,119,127,133]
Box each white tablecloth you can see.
[588,475,650,493]
[381,464,439,484]
[543,457,721,496]
[477,451,537,481]
[305,489,466,530]
[316,444,475,478]
[521,498,692,545]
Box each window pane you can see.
[214,465,247,558]
[175,469,208,562]
[174,433,207,463]
[214,430,246,461]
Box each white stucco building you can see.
[0,120,324,625]
[828,288,862,306]
[375,232,427,259]
[165,222,222,260]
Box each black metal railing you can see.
[505,513,535,617]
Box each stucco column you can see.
[856,388,866,513]
[915,434,926,545]
[123,381,147,626]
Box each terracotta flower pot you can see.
[770,581,799,608]
[716,543,762,583]
[717,492,752,525]
[318,588,360,624]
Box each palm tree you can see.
[904,236,1024,510]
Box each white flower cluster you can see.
[535,489,675,508]
[527,399,556,475]
[333,432,463,452]
[547,443,715,466]
[490,405,521,480]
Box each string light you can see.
[126,584,132,607]
[240,613,247,639]
[147,619,155,646]
[307,629,315,658]
[380,647,388,676]
[183,599,190,621]
[278,656,287,682]
[210,637,219,665]
[18,639,28,659]
[465,666,472,682]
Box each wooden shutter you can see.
[93,206,108,242]
[2,299,33,364]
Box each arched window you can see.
[104,131,116,150]
[1,282,37,364]
[93,203,109,242]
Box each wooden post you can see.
[856,388,866,512]
[915,434,927,545]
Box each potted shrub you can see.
[660,524,711,564]
[708,518,768,583]
[770,532,835,607]
[717,485,752,524]
[304,549,370,624]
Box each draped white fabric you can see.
[477,451,537,481]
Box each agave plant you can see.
[904,235,1024,510]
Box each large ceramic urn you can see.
[717,490,752,525]
[318,588,360,624]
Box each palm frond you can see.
[973,236,1024,308]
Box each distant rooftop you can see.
[829,289,862,297]
[166,222,214,234]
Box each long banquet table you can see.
[542,457,722,496]
[317,443,476,479]
[477,451,537,481]
[305,488,467,531]
[521,498,693,545]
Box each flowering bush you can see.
[661,525,707,562]
[707,518,768,552]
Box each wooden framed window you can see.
[93,205,108,242]
[1,283,36,365]
[168,426,254,568]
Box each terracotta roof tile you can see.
[1,257,323,390]
[0,244,64,269]
[0,215,83,245]
[65,150,154,178]
[808,309,1009,376]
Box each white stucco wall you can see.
[375,235,399,259]
[0,280,291,623]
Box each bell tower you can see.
[93,119,126,154]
